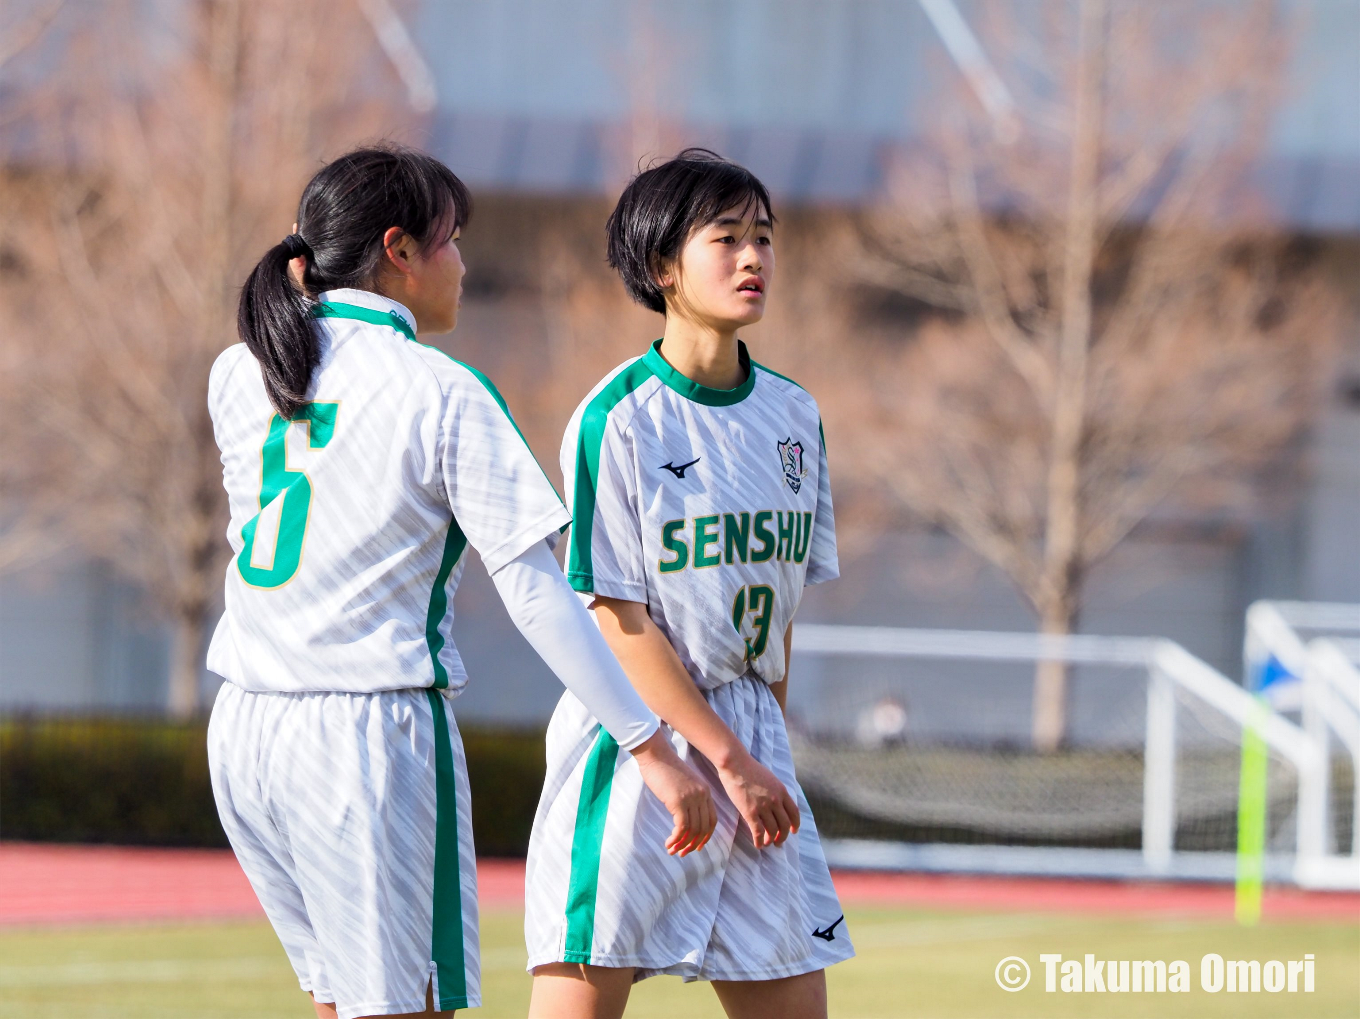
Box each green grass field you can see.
[1,907,1355,1019]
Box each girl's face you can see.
[660,202,774,331]
[377,221,466,335]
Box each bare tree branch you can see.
[0,0,63,70]
[945,141,1055,403]
[0,0,414,715]
[831,0,1340,748]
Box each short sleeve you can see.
[440,365,570,575]
[206,344,246,430]
[562,404,648,603]
[805,419,839,586]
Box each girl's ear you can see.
[652,253,674,291]
[382,226,414,275]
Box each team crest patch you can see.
[777,437,808,494]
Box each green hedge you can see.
[0,717,546,856]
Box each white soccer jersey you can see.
[562,339,837,692]
[206,288,569,694]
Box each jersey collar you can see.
[642,338,756,407]
[312,288,418,341]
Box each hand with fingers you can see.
[630,730,718,856]
[715,749,800,849]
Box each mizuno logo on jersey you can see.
[658,511,812,573]
[658,458,701,479]
[811,915,844,941]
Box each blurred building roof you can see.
[427,112,1360,232]
[426,113,893,203]
[415,0,1360,232]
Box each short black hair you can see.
[606,147,775,314]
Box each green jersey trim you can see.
[562,728,620,963]
[313,302,560,511]
[642,339,756,406]
[438,354,542,476]
[314,298,549,489]
[311,301,416,342]
[566,359,657,592]
[425,521,468,689]
[425,689,469,1010]
[417,345,568,518]
[750,359,801,389]
[754,360,827,453]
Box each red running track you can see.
[2,843,1356,927]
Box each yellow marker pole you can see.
[1235,695,1270,925]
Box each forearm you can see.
[593,596,750,770]
[489,542,658,751]
[769,623,793,714]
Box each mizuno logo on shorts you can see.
[812,915,844,941]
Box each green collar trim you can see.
[641,339,755,406]
[311,301,416,342]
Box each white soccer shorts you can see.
[525,674,854,982]
[208,682,479,1017]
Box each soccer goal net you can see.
[786,623,1353,887]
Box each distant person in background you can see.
[525,149,854,1019]
[856,695,910,748]
[206,144,715,1019]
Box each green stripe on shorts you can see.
[562,729,620,963]
[426,689,468,1009]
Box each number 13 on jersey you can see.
[731,584,775,661]
[237,402,339,589]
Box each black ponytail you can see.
[238,241,316,418]
[237,144,472,418]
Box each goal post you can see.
[1303,639,1360,881]
[789,623,1346,887]
[1243,601,1360,888]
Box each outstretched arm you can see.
[490,541,716,856]
[592,595,800,848]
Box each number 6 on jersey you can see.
[237,402,339,589]
[731,583,775,661]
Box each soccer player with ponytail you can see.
[207,145,715,1019]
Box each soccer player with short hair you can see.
[526,149,853,1019]
[206,145,715,1019]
